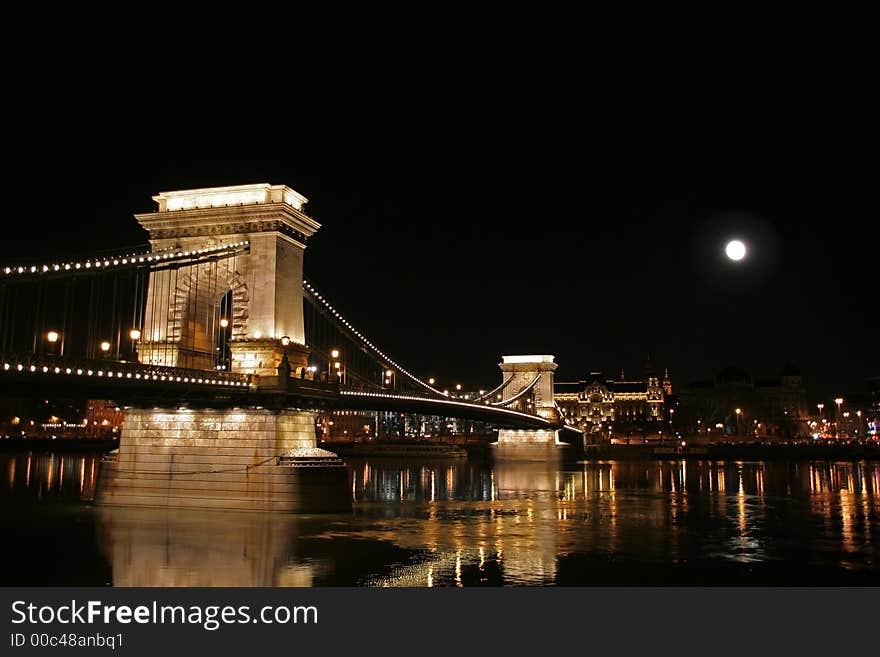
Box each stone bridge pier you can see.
[95,183,349,513]
[494,355,566,461]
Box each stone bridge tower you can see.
[135,183,319,378]
[95,184,350,515]
[495,355,564,460]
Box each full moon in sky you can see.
[725,239,747,261]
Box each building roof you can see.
[715,366,753,386]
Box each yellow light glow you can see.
[46,331,59,343]
[100,341,111,352]
[501,355,555,364]
[153,183,309,212]
[129,329,141,341]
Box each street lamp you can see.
[326,349,341,381]
[46,331,60,356]
[278,336,291,385]
[330,349,343,384]
[834,397,844,438]
[99,341,111,358]
[128,329,142,361]
[428,378,435,386]
[735,408,742,436]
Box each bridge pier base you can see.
[493,429,566,462]
[95,407,351,513]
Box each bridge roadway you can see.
[0,355,557,430]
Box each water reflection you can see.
[96,508,319,586]
[1,452,880,586]
[1,451,98,501]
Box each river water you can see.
[1,450,879,586]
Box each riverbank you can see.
[0,436,119,452]
[329,441,469,458]
[584,442,880,461]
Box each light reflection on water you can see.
[1,451,879,586]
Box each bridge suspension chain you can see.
[302,280,444,397]
[1,241,250,281]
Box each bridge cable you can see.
[471,375,516,403]
[303,280,445,397]
[489,373,542,407]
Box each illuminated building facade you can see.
[869,376,880,437]
[554,368,670,433]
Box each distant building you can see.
[868,376,880,437]
[838,376,880,438]
[554,366,670,434]
[678,363,809,438]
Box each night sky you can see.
[1,6,875,400]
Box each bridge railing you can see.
[340,383,448,401]
[339,383,531,410]
[0,352,253,388]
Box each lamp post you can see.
[331,349,343,385]
[735,408,742,436]
[834,398,844,438]
[327,348,340,382]
[99,341,111,358]
[278,336,291,388]
[46,331,60,357]
[129,329,141,361]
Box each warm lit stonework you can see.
[135,183,319,377]
[95,184,349,514]
[494,355,565,460]
[554,366,670,434]
[95,408,349,513]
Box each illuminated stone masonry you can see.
[135,183,320,378]
[554,368,669,433]
[96,407,350,513]
[494,355,566,461]
[95,183,350,514]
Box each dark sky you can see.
[1,6,875,401]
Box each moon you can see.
[725,239,747,261]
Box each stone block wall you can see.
[95,407,351,513]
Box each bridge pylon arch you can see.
[135,183,319,378]
[494,355,566,460]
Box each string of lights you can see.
[303,280,445,396]
[0,359,251,388]
[1,241,250,277]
